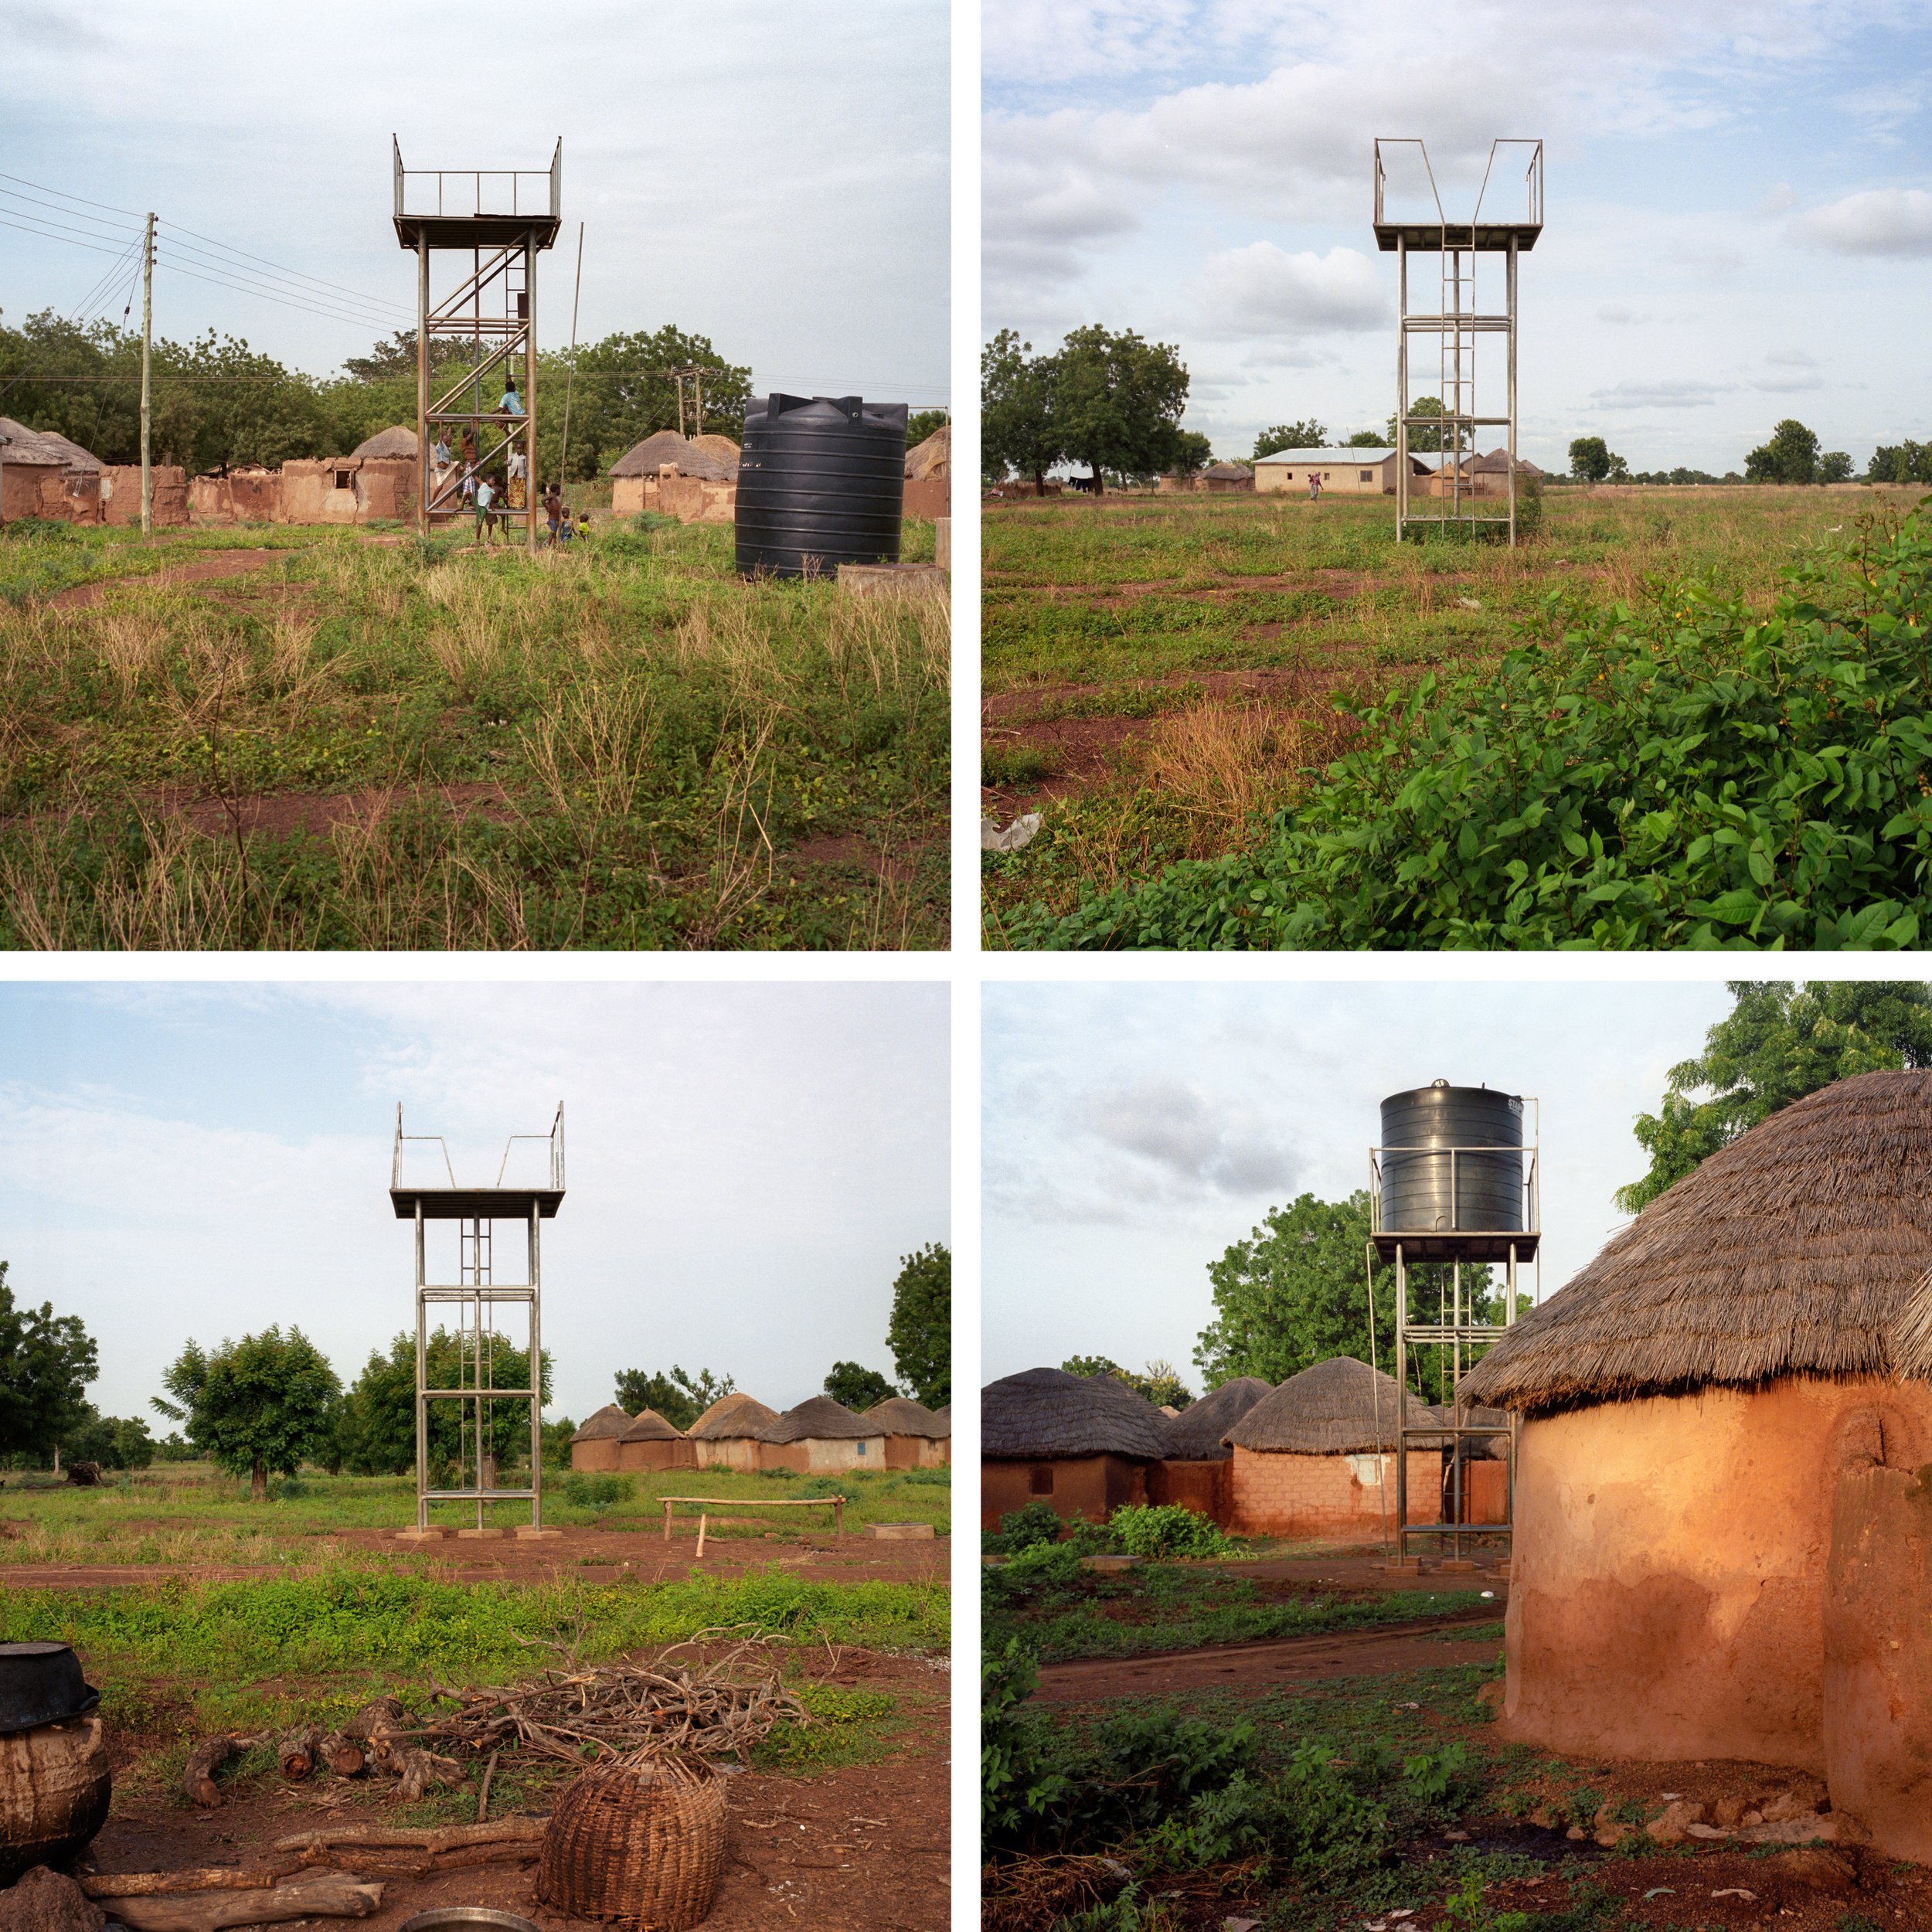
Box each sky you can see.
[982,0,1932,472]
[0,983,949,1426]
[0,0,948,408]
[981,979,1735,1389]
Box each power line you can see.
[0,170,141,219]
[155,237,400,330]
[160,219,409,318]
[0,184,143,244]
[152,255,400,331]
[0,211,142,259]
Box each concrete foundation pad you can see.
[1383,1558,1423,1573]
[869,1522,935,1540]
[838,562,947,599]
[393,1527,445,1543]
[1439,1558,1481,1573]
[455,1528,507,1541]
[513,1527,564,1540]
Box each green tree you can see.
[1568,435,1614,483]
[66,1409,155,1471]
[981,330,1063,491]
[1744,418,1820,485]
[1342,428,1386,448]
[1060,1355,1193,1409]
[904,408,949,449]
[1867,440,1932,485]
[824,1362,900,1410]
[0,1264,99,1465]
[1051,325,1190,492]
[338,1329,555,1478]
[1253,419,1327,460]
[1616,981,1932,1213]
[155,1328,341,1500]
[1171,430,1215,478]
[1818,450,1853,484]
[886,1242,951,1408]
[1387,395,1448,453]
[611,1366,735,1433]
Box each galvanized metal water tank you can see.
[1379,1080,1524,1234]
[734,394,907,578]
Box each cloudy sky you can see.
[0,983,948,1426]
[1,0,948,408]
[983,1,1932,471]
[982,979,1736,1389]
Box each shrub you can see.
[982,1640,1072,1838]
[985,1500,1064,1554]
[984,742,1057,789]
[1013,509,1932,951]
[560,1471,634,1509]
[794,1476,852,1501]
[1107,1503,1230,1560]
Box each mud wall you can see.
[614,1437,696,1473]
[2,461,62,522]
[1226,1446,1442,1539]
[759,1436,887,1475]
[1503,1376,1932,1771]
[903,475,948,520]
[190,469,283,524]
[981,1454,1148,1531]
[1148,1458,1231,1524]
[570,1437,624,1472]
[100,466,188,527]
[879,1433,948,1470]
[692,1436,764,1473]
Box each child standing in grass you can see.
[544,486,563,546]
[474,474,495,544]
[557,508,573,548]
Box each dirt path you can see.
[48,549,298,609]
[1032,1609,1505,1702]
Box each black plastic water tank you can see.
[735,393,906,579]
[1378,1080,1524,1234]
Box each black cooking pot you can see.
[0,1644,100,1735]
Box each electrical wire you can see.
[155,241,400,331]
[160,218,409,317]
[0,212,139,259]
[0,170,141,219]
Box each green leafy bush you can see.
[983,742,1057,788]
[984,1500,1065,1554]
[1107,1503,1231,1560]
[560,1471,634,1509]
[793,1476,852,1500]
[981,1640,1072,1837]
[1013,509,1932,950]
[1402,1739,1471,1804]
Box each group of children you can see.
[423,383,605,548]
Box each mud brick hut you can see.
[685,1391,782,1472]
[903,423,950,519]
[761,1396,888,1474]
[1147,1376,1272,1523]
[1223,1355,1443,1539]
[1458,1069,1932,1860]
[864,1395,951,1468]
[569,1403,633,1472]
[1421,1402,1512,1524]
[614,1407,696,1473]
[980,1367,1172,1531]
[608,430,738,524]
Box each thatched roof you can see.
[1461,1070,1932,1417]
[766,1396,879,1444]
[1469,447,1544,477]
[0,418,92,468]
[352,425,418,459]
[906,424,950,481]
[1204,461,1253,481]
[1225,1357,1433,1454]
[685,1392,781,1441]
[609,430,736,481]
[571,1403,631,1444]
[865,1396,947,1438]
[692,434,741,471]
[931,1404,951,1431]
[981,1367,1171,1461]
[1163,1376,1274,1460]
[618,1407,684,1442]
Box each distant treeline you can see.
[0,314,751,481]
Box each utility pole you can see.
[558,221,583,505]
[139,212,154,537]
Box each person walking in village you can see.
[1308,471,1322,502]
[556,507,574,549]
[544,485,563,546]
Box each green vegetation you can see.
[336,1327,550,1478]
[0,1261,99,1464]
[886,1240,951,1409]
[0,518,947,949]
[157,1328,342,1499]
[989,493,1932,951]
[1058,1355,1192,1409]
[1616,980,1932,1211]
[610,1366,735,1432]
[823,1361,900,1409]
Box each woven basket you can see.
[538,1753,727,1931]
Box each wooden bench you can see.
[658,1494,845,1556]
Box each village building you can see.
[685,1391,781,1472]
[981,1367,1171,1530]
[1253,447,1431,496]
[607,430,738,524]
[1200,461,1253,492]
[0,418,184,526]
[863,1395,951,1468]
[760,1396,887,1474]
[903,423,950,519]
[1459,1069,1932,1859]
[1222,1355,1444,1539]
[1146,1375,1273,1523]
[191,427,417,527]
[568,1403,633,1472]
[613,1407,696,1473]
[1427,447,1545,499]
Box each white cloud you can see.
[1196,242,1386,337]
[1590,378,1730,409]
[981,0,1198,83]
[1794,187,1932,257]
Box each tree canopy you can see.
[336,1328,553,1478]
[1568,435,1619,483]
[1869,441,1932,485]
[1744,418,1820,485]
[155,1327,341,1499]
[611,1366,734,1434]
[1386,395,1448,453]
[981,330,1063,491]
[1254,420,1327,460]
[823,1362,900,1410]
[1060,1355,1193,1409]
[1615,981,1932,1214]
[886,1242,950,1408]
[0,1264,98,1465]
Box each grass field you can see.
[0,515,947,949]
[982,482,1932,949]
[0,1461,951,1563]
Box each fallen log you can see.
[277,1728,322,1783]
[320,1731,365,1778]
[270,1819,547,1854]
[105,1873,382,1932]
[79,1869,295,1899]
[432,1842,540,1872]
[182,1737,236,1810]
[391,1746,464,1804]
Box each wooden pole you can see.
[140,212,154,537]
[557,221,583,513]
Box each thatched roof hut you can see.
[767,1396,872,1444]
[931,1404,951,1431]
[691,434,742,471]
[352,425,418,460]
[1461,1070,1932,1417]
[686,1392,780,1440]
[617,1408,685,1443]
[571,1404,631,1444]
[906,424,950,481]
[1226,1357,1433,1454]
[1468,447,1543,478]
[981,1367,1171,1460]
[1163,1376,1273,1461]
[610,430,736,482]
[614,1404,694,1471]
[864,1396,947,1437]
[763,1395,886,1473]
[0,418,97,469]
